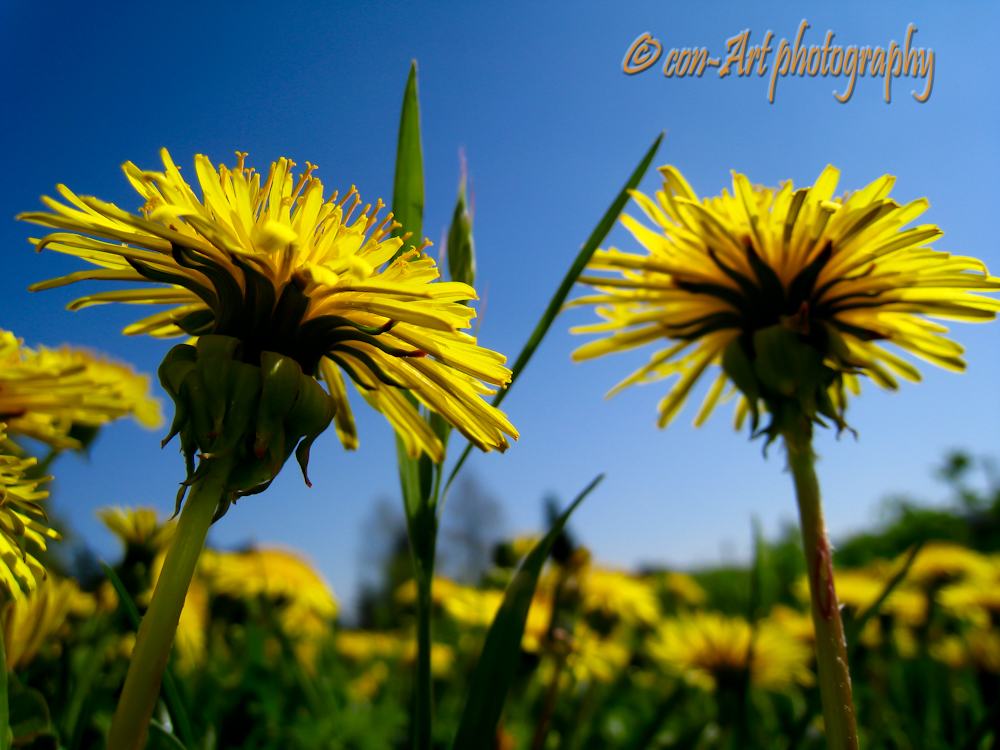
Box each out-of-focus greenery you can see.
[9,451,1000,749]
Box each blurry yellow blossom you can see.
[2,576,95,670]
[659,572,707,607]
[395,577,463,607]
[336,631,405,661]
[0,330,160,449]
[335,630,453,676]
[931,628,1000,673]
[349,661,390,702]
[650,612,813,692]
[906,543,993,588]
[401,640,455,676]
[581,569,660,626]
[98,506,175,551]
[203,548,337,621]
[564,624,631,683]
[440,586,504,628]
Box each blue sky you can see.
[2,1,997,614]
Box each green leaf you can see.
[101,564,196,749]
[442,132,664,502]
[390,60,425,263]
[451,474,604,750]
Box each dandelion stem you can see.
[783,423,858,750]
[107,459,231,750]
[414,562,435,750]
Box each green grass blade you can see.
[846,540,923,658]
[101,563,195,749]
[390,60,424,263]
[451,474,604,750]
[441,132,664,503]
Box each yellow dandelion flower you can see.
[658,572,707,607]
[930,627,1000,673]
[348,661,390,702]
[564,623,631,683]
[2,576,94,671]
[395,576,464,608]
[0,330,161,450]
[650,611,814,692]
[0,425,59,598]
[97,506,175,551]
[768,604,815,644]
[571,165,1000,434]
[202,547,337,621]
[581,569,661,627]
[904,542,992,587]
[439,585,504,628]
[20,148,517,462]
[336,630,405,662]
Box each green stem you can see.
[414,562,435,750]
[782,425,858,750]
[107,460,230,750]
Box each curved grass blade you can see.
[441,132,664,504]
[845,540,923,658]
[451,474,604,750]
[101,563,195,749]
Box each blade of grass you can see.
[101,563,195,749]
[441,132,664,504]
[451,474,604,750]
[846,541,923,658]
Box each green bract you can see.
[721,322,845,444]
[158,335,334,519]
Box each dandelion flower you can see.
[20,149,516,461]
[580,568,660,627]
[2,575,95,670]
[0,330,160,450]
[98,506,175,551]
[202,547,337,621]
[572,166,1000,434]
[650,611,813,693]
[0,424,59,598]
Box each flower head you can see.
[202,547,337,621]
[572,166,1000,435]
[0,330,161,450]
[21,149,516,461]
[2,575,95,670]
[98,506,175,551]
[650,611,814,692]
[0,425,59,598]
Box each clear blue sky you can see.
[2,1,998,615]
